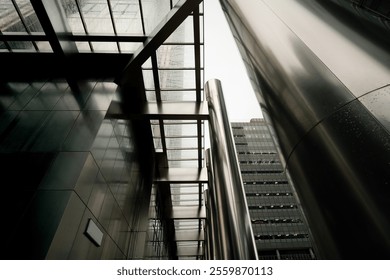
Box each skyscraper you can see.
[232,119,316,260]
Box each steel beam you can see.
[116,0,204,85]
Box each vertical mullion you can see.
[106,0,121,52]
[75,0,94,51]
[170,0,173,9]
[193,6,201,102]
[151,52,167,155]
[151,53,161,101]
[138,0,146,35]
[10,0,39,51]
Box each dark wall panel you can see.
[0,79,150,259]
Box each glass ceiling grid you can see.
[1,0,191,53]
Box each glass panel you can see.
[119,42,142,53]
[141,0,170,34]
[15,0,44,32]
[8,40,34,50]
[170,184,198,192]
[110,0,143,34]
[161,90,197,101]
[0,41,7,50]
[142,69,154,90]
[166,16,193,43]
[36,41,52,52]
[146,90,156,102]
[0,1,24,32]
[168,160,198,168]
[159,69,195,89]
[174,220,199,229]
[91,41,118,52]
[164,123,197,136]
[76,41,91,51]
[157,44,195,68]
[167,149,198,160]
[60,0,86,34]
[79,0,115,34]
[142,57,152,68]
[172,0,180,6]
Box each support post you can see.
[205,79,257,260]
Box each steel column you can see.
[205,79,257,260]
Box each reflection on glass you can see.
[8,40,34,50]
[157,44,195,68]
[110,0,143,34]
[142,0,170,34]
[15,0,44,32]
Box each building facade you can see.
[232,119,316,260]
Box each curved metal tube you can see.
[205,79,257,260]
[205,149,223,260]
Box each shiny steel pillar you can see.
[205,149,223,260]
[205,79,257,260]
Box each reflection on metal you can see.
[205,150,222,260]
[205,79,258,260]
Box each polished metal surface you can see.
[205,79,258,260]
[221,0,390,258]
[205,149,222,260]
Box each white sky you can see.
[204,0,263,121]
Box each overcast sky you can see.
[204,0,263,122]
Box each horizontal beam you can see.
[0,52,132,81]
[155,168,208,183]
[0,33,147,42]
[106,101,208,120]
[168,206,206,219]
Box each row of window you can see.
[244,181,289,185]
[241,170,283,174]
[255,233,309,240]
[249,205,297,210]
[252,218,302,224]
[247,192,292,197]
[240,160,279,164]
[238,152,276,155]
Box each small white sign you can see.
[85,219,103,247]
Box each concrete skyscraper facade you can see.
[232,119,316,260]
